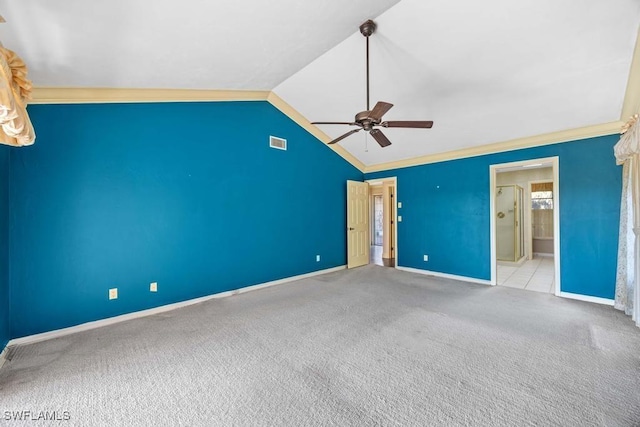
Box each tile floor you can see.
[497,256,555,293]
[370,245,383,266]
[369,245,395,267]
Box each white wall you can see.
[496,168,553,186]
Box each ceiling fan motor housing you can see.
[355,110,378,131]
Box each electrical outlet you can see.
[424,255,429,262]
[398,215,402,222]
[150,282,157,292]
[398,202,402,208]
[109,288,118,300]
[316,255,320,262]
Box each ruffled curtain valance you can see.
[0,46,35,146]
[615,114,639,165]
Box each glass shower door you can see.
[496,185,515,261]
[496,185,524,262]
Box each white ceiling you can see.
[0,0,639,168]
[275,0,640,166]
[0,0,399,89]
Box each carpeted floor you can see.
[1,265,640,426]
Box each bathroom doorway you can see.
[490,157,560,295]
[367,178,396,267]
[373,195,383,246]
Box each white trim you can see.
[30,87,270,104]
[7,266,346,347]
[396,266,492,286]
[0,345,7,370]
[497,257,527,267]
[559,292,615,306]
[490,168,497,285]
[552,162,561,297]
[490,156,561,296]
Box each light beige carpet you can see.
[1,265,639,426]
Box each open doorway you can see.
[367,178,396,267]
[490,157,560,295]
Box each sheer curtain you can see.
[614,115,640,327]
[0,45,34,147]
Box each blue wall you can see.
[5,101,622,339]
[366,134,621,300]
[10,101,362,337]
[0,146,9,351]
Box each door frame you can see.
[365,177,398,268]
[489,157,561,295]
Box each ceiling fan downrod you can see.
[309,19,433,148]
[359,19,376,112]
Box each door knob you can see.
[348,227,355,231]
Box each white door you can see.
[347,180,369,268]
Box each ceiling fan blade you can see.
[328,128,361,145]
[369,101,393,121]
[381,121,434,128]
[369,128,392,148]
[312,121,358,126]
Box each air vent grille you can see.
[269,136,287,151]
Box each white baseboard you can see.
[396,266,492,286]
[558,292,615,306]
[497,257,527,267]
[0,345,7,370]
[8,265,346,347]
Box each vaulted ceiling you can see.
[0,0,639,170]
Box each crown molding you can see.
[364,27,638,173]
[621,26,640,120]
[26,86,626,175]
[27,87,366,172]
[364,120,623,173]
[266,92,366,171]
[29,87,270,104]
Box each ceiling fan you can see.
[312,19,433,148]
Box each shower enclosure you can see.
[496,185,525,262]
